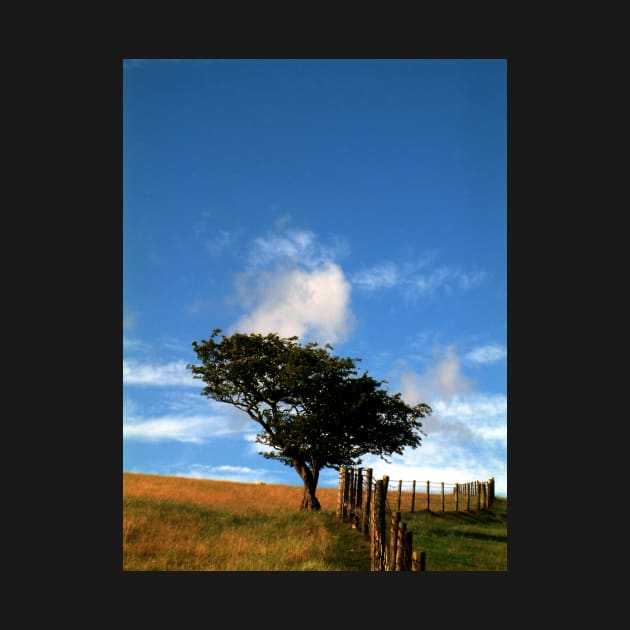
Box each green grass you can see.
[400,497,507,571]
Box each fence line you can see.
[336,467,496,571]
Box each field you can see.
[123,472,507,571]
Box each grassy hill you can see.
[123,472,506,571]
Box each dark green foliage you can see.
[188,329,431,509]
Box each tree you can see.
[188,329,431,510]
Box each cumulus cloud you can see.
[123,359,198,387]
[380,346,507,495]
[465,344,507,364]
[399,345,472,404]
[232,261,354,345]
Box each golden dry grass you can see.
[123,471,340,513]
[122,472,369,571]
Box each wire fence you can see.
[336,466,496,571]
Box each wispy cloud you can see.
[465,344,507,364]
[184,299,216,315]
[123,415,239,443]
[123,359,197,387]
[204,230,235,256]
[123,389,251,444]
[192,212,240,257]
[123,310,139,331]
[410,267,486,295]
[123,337,151,353]
[351,263,399,291]
[351,257,486,297]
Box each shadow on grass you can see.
[405,509,505,525]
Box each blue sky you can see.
[123,58,507,496]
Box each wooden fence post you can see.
[395,521,407,571]
[441,481,445,512]
[354,467,363,527]
[411,480,416,513]
[346,468,354,520]
[362,468,373,535]
[404,530,413,571]
[390,511,401,571]
[426,480,430,511]
[396,479,402,513]
[411,550,421,571]
[454,483,459,512]
[337,466,346,520]
[488,477,495,507]
[371,479,386,571]
[412,549,426,571]
[466,484,471,511]
[350,468,356,515]
[418,550,426,571]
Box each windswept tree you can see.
[188,329,431,510]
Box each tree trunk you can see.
[293,459,321,511]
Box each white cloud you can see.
[465,344,507,364]
[232,261,354,345]
[123,359,197,387]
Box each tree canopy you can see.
[188,329,431,510]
